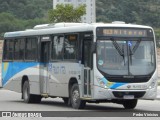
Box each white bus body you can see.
[2,22,158,109]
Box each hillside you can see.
[0,0,160,39]
[96,0,160,28]
[0,0,53,19]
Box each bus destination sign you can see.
[97,28,151,37]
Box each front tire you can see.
[22,81,41,103]
[70,83,86,109]
[123,99,138,109]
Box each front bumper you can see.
[93,85,157,100]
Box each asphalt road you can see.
[0,88,160,112]
[0,88,160,120]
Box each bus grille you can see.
[112,91,146,98]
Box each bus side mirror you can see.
[91,42,96,53]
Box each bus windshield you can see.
[97,38,155,76]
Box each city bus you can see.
[2,22,158,109]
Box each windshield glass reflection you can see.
[97,39,155,75]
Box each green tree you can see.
[0,0,52,19]
[48,4,86,23]
[155,29,160,47]
[0,12,47,38]
[96,0,160,28]
[0,13,23,32]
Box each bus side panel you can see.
[2,62,40,94]
[1,62,21,92]
[48,63,81,97]
[26,67,41,95]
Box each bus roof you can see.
[4,22,153,38]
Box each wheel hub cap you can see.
[72,90,79,103]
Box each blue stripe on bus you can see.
[110,83,127,89]
[2,62,39,86]
[100,77,127,89]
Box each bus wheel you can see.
[122,99,138,109]
[22,81,41,103]
[70,83,86,109]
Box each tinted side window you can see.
[14,38,25,60]
[19,39,25,60]
[52,35,64,60]
[64,34,77,59]
[3,40,14,60]
[14,39,20,60]
[25,38,37,60]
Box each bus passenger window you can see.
[3,40,14,60]
[52,35,64,60]
[19,39,25,60]
[25,38,37,60]
[14,40,20,60]
[64,34,77,60]
[14,39,25,60]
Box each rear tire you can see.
[123,99,138,109]
[22,81,41,103]
[70,83,86,109]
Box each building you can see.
[53,0,96,23]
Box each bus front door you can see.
[83,40,92,97]
[40,39,50,95]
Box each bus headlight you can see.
[149,81,156,89]
[97,77,107,88]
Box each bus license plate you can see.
[123,95,134,99]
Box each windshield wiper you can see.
[130,39,141,55]
[128,39,141,65]
[112,40,125,65]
